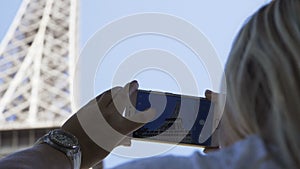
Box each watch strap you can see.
[35,129,81,169]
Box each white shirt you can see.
[109,135,279,169]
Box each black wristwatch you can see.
[35,129,81,169]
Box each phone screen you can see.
[130,89,216,147]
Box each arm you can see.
[62,80,155,168]
[0,81,155,169]
[0,144,71,169]
[62,111,110,168]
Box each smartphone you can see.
[126,89,219,147]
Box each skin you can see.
[0,81,216,169]
[63,81,155,168]
[0,81,155,169]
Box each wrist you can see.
[62,113,110,168]
[33,143,72,169]
[35,129,81,169]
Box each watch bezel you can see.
[49,129,79,149]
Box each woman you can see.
[0,0,299,168]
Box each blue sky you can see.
[0,0,268,53]
[0,0,270,168]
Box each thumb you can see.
[117,109,156,147]
[125,108,157,130]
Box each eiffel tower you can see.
[0,0,78,156]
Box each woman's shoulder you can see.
[110,135,279,169]
[193,135,280,169]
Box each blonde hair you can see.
[222,0,300,168]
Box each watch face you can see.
[49,129,79,149]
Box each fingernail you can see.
[131,80,139,89]
[129,82,138,95]
[205,90,212,95]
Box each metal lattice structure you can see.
[0,0,78,130]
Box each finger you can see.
[125,80,139,97]
[95,79,138,108]
[109,108,156,135]
[205,90,212,100]
[106,89,129,117]
[107,81,139,115]
[98,81,154,135]
[100,81,140,133]
[205,89,219,102]
[122,81,139,116]
[96,87,122,107]
[126,108,156,127]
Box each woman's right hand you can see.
[62,81,156,168]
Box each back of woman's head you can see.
[223,0,300,168]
